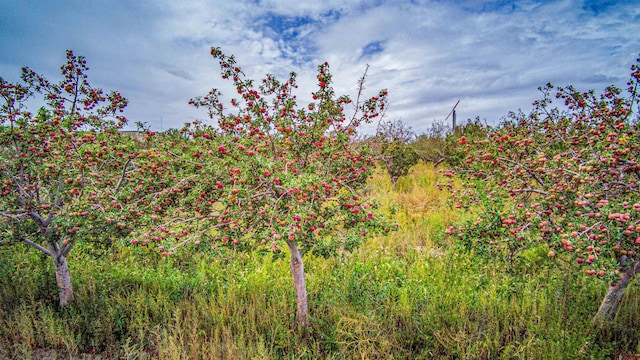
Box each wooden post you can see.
[452,109,457,134]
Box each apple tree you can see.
[411,120,449,168]
[132,47,393,329]
[0,51,133,307]
[444,54,640,326]
[376,119,419,188]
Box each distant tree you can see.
[412,120,450,167]
[376,119,419,188]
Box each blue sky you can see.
[1,0,639,134]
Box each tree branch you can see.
[349,65,369,125]
[22,237,51,255]
[61,240,76,257]
[113,158,132,194]
[511,188,549,195]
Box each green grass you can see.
[0,162,638,359]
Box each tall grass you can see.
[0,162,638,359]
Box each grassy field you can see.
[1,163,638,359]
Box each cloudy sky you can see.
[1,0,639,135]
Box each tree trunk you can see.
[286,240,309,329]
[593,260,639,328]
[51,252,74,307]
[25,237,75,308]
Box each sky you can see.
[1,0,639,135]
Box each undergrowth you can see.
[0,162,638,359]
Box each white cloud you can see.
[1,0,639,134]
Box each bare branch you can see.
[22,237,51,255]
[113,158,132,194]
[349,65,369,125]
[511,188,549,195]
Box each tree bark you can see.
[286,240,309,329]
[593,259,639,328]
[51,252,74,307]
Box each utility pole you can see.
[444,100,460,134]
